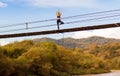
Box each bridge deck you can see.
[0,23,120,38]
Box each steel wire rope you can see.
[62,12,120,20]
[1,9,120,28]
[62,9,120,19]
[29,14,120,29]
[1,14,120,33]
[63,14,120,25]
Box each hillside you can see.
[1,37,120,76]
[33,36,120,49]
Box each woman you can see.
[56,10,64,30]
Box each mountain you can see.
[33,36,120,49]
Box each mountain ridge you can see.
[33,36,120,49]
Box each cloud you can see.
[0,2,7,7]
[24,0,98,8]
[72,27,120,39]
[0,40,10,46]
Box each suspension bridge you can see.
[0,9,120,38]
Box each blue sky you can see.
[0,0,120,45]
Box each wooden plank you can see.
[0,23,120,38]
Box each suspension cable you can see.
[1,9,120,28]
[1,14,120,33]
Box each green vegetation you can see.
[0,40,120,76]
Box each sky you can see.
[0,0,120,45]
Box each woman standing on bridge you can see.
[56,10,64,30]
